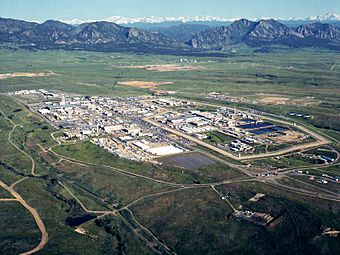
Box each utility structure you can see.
[60,94,66,105]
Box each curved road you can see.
[1,110,39,177]
[0,180,48,255]
[143,115,330,162]
[0,109,48,254]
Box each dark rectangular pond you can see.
[66,214,97,227]
[238,122,273,129]
[164,153,216,169]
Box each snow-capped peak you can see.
[308,13,340,21]
[60,13,340,25]
[62,15,240,25]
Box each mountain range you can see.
[61,13,340,26]
[0,18,188,53]
[187,19,340,50]
[0,16,339,53]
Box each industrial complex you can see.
[8,89,327,164]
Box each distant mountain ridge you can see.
[187,19,340,50]
[148,24,211,42]
[0,17,339,53]
[0,17,187,53]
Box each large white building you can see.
[148,145,183,156]
[133,141,183,156]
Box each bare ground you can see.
[118,80,174,89]
[0,71,55,80]
[118,64,205,72]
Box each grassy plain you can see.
[0,201,41,254]
[0,47,339,254]
[52,141,244,184]
[130,181,340,254]
[1,47,339,136]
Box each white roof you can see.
[39,108,50,114]
[119,136,133,141]
[134,141,150,150]
[104,125,123,132]
[148,146,183,156]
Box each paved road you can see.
[143,107,329,162]
[177,92,337,144]
[262,179,340,202]
[144,117,243,160]
[286,176,339,196]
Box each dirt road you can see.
[0,109,48,254]
[1,109,38,176]
[0,180,48,255]
[0,198,17,201]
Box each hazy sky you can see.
[1,0,339,21]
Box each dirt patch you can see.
[322,228,340,237]
[259,97,290,105]
[290,98,320,106]
[120,64,205,72]
[257,95,320,106]
[309,176,315,181]
[0,71,55,80]
[74,227,87,235]
[118,80,174,89]
[76,82,98,87]
[267,131,305,143]
[249,193,265,202]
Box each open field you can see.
[52,141,245,184]
[0,202,41,254]
[0,48,336,99]
[0,47,339,135]
[130,182,340,254]
[0,186,12,198]
[57,161,174,207]
[205,131,235,145]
